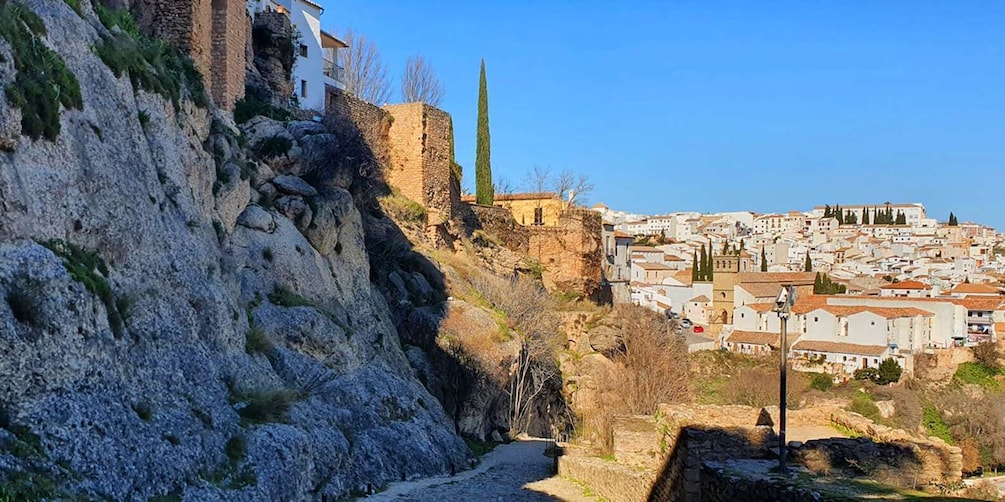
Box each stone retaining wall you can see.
[556,455,653,502]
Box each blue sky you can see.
[325,1,1005,230]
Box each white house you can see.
[247,0,348,111]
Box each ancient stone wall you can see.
[133,0,246,109]
[384,103,455,224]
[528,209,602,296]
[466,205,530,253]
[325,88,392,178]
[556,455,654,502]
[210,0,247,109]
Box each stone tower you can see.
[710,251,753,333]
[132,0,247,109]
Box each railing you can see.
[323,58,345,83]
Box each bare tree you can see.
[493,177,514,196]
[553,169,594,207]
[339,28,392,105]
[400,54,445,106]
[524,165,552,194]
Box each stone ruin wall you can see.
[558,403,963,502]
[132,0,247,109]
[324,89,458,224]
[528,209,603,296]
[383,103,455,224]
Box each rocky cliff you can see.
[0,1,469,499]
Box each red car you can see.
[693,326,704,333]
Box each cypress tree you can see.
[761,248,768,272]
[699,245,708,282]
[722,241,729,255]
[824,205,831,218]
[692,251,699,282]
[474,59,493,205]
[814,272,823,294]
[949,212,958,226]
[835,206,844,225]
[862,208,870,225]
[804,251,812,272]
[706,250,714,281]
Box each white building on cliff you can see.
[247,0,348,111]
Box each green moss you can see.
[268,285,310,308]
[132,401,153,421]
[0,471,57,501]
[42,239,123,338]
[0,0,84,141]
[62,0,81,15]
[94,6,206,109]
[225,435,246,463]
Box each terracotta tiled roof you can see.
[461,192,558,203]
[614,231,633,239]
[727,330,779,346]
[673,270,694,286]
[631,246,663,253]
[808,305,934,319]
[664,254,684,261]
[742,303,776,313]
[951,283,1003,295]
[635,262,673,271]
[656,301,671,309]
[997,323,1005,334]
[792,340,889,357]
[738,272,816,285]
[880,280,930,290]
[690,295,711,303]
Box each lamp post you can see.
[773,285,796,474]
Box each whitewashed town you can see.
[595,202,1005,378]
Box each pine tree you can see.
[699,244,708,282]
[474,59,493,205]
[814,272,823,294]
[804,251,812,272]
[761,248,768,272]
[692,251,699,282]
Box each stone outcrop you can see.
[0,3,469,499]
[246,11,294,110]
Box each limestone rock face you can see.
[0,3,469,500]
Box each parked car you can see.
[693,325,705,333]
[680,318,693,329]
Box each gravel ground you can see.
[367,439,597,501]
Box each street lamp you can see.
[773,285,797,473]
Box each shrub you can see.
[809,373,833,392]
[132,401,153,421]
[379,194,426,223]
[225,435,246,463]
[954,361,999,391]
[973,343,1001,372]
[267,285,310,308]
[244,326,272,355]
[255,136,292,159]
[137,110,150,129]
[922,405,953,444]
[94,6,206,109]
[6,282,42,326]
[0,1,84,141]
[238,389,296,424]
[847,391,882,423]
[62,0,82,15]
[853,367,880,383]
[42,239,123,338]
[261,247,273,262]
[234,94,290,125]
[876,358,902,385]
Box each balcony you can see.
[323,58,345,85]
[967,314,992,325]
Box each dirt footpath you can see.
[368,439,598,501]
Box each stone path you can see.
[368,439,598,501]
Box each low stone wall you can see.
[556,455,653,502]
[828,409,962,484]
[699,461,830,502]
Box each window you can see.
[301,80,308,98]
[814,316,819,322]
[533,207,544,225]
[299,44,308,58]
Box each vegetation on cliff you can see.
[0,0,82,141]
